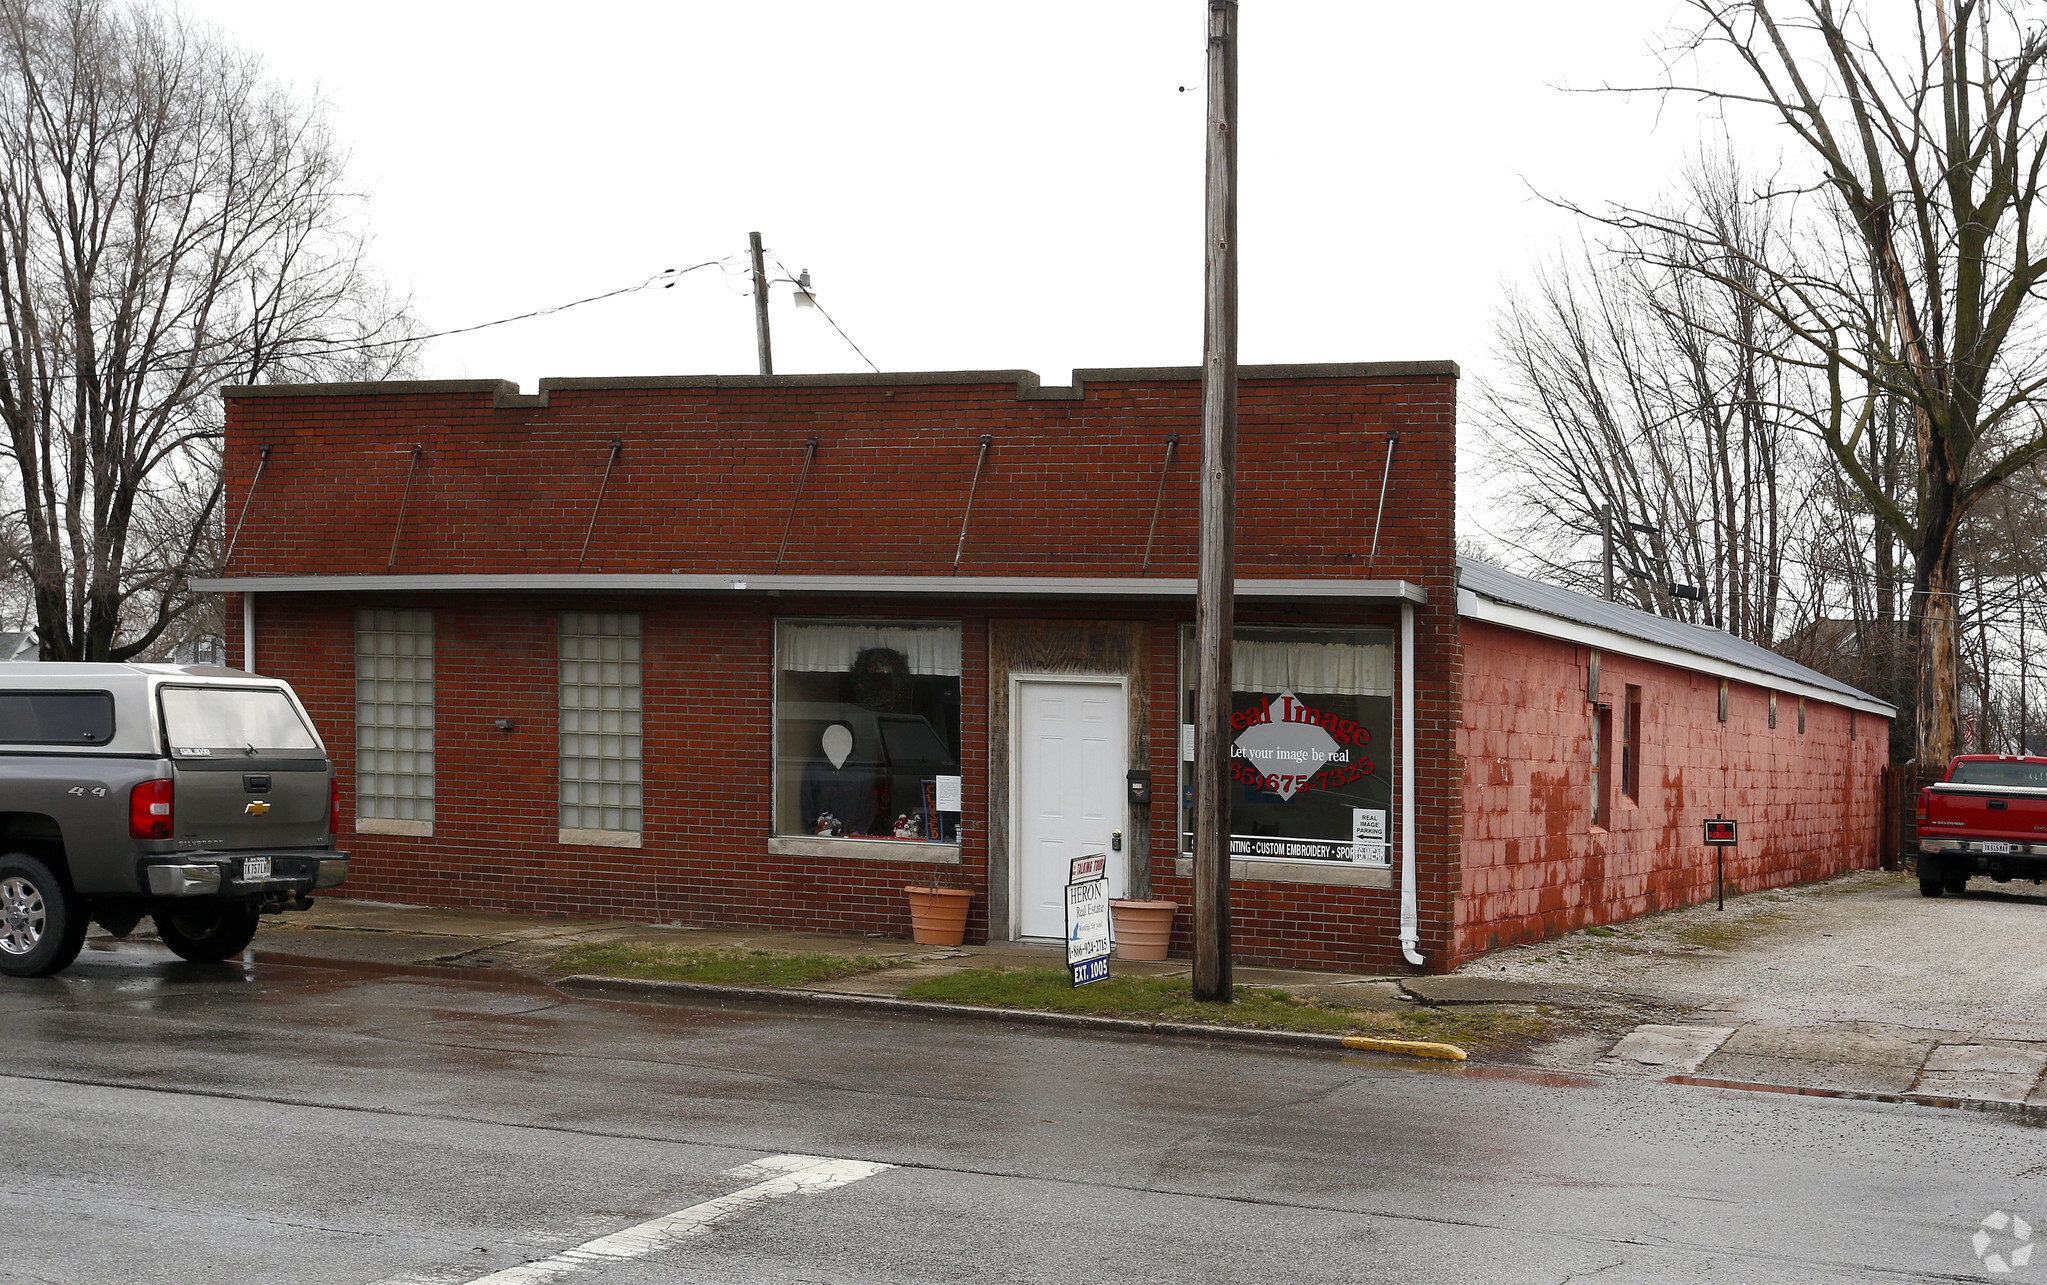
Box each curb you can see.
[555,974,1463,1058]
[1665,1073,2047,1123]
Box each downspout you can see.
[1398,600,1422,966]
[242,593,257,675]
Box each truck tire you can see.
[0,852,90,978]
[1943,870,1970,896]
[1907,859,1940,900]
[154,905,261,963]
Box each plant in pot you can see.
[904,868,973,946]
[1108,896,1178,961]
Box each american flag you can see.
[1966,712,1979,749]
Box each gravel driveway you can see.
[1462,869,2047,1044]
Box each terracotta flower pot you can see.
[1109,899,1178,961]
[903,885,973,946]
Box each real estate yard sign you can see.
[1066,854,1110,986]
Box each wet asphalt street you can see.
[2,939,2040,1284]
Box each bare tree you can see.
[1478,160,1824,651]
[1604,0,2047,770]
[0,0,415,662]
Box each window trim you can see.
[770,615,964,845]
[1591,703,1614,830]
[1621,685,1642,803]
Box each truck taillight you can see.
[129,778,174,840]
[330,777,341,836]
[1914,789,1929,826]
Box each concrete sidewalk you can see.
[246,898,1446,1012]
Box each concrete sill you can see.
[559,827,642,849]
[1173,856,1392,888]
[768,835,962,865]
[354,817,432,837]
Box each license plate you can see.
[1981,842,2011,854]
[242,857,272,881]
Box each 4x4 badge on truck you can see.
[243,800,270,816]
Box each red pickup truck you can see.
[1916,755,2047,897]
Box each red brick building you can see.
[196,363,1891,972]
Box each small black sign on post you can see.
[1703,818,1739,911]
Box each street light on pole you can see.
[747,232,819,374]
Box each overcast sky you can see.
[181,0,1722,531]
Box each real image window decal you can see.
[1181,627,1396,865]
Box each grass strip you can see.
[551,942,894,988]
[899,967,1549,1048]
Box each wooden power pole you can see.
[1191,0,1238,1004]
[750,231,774,376]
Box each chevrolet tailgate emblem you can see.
[244,800,271,816]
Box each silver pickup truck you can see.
[0,664,348,976]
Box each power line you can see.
[770,253,880,373]
[334,259,737,353]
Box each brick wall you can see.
[1455,619,1889,958]
[223,366,1464,972]
[220,367,1456,582]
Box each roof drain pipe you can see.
[1397,600,1423,967]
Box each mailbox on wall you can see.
[1127,769,1152,806]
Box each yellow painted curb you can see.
[1341,1035,1468,1061]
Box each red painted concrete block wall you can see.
[1455,620,1889,957]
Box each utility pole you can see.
[1601,505,1614,601]
[750,230,773,376]
[1191,0,1238,1005]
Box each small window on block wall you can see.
[1769,692,1778,729]
[1718,680,1729,722]
[355,610,434,835]
[1591,704,1613,829]
[1798,696,1807,734]
[1621,685,1642,802]
[559,613,642,846]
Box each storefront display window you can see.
[774,620,963,842]
[1180,627,1396,865]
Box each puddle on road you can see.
[36,943,765,1034]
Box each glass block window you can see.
[559,612,643,834]
[355,610,435,822]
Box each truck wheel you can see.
[1943,871,1970,896]
[0,853,89,978]
[154,905,261,963]
[1917,856,1944,897]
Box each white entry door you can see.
[1014,678,1129,939]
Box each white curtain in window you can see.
[780,622,962,676]
[1234,637,1392,696]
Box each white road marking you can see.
[456,1154,894,1285]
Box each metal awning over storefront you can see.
[191,573,1427,602]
